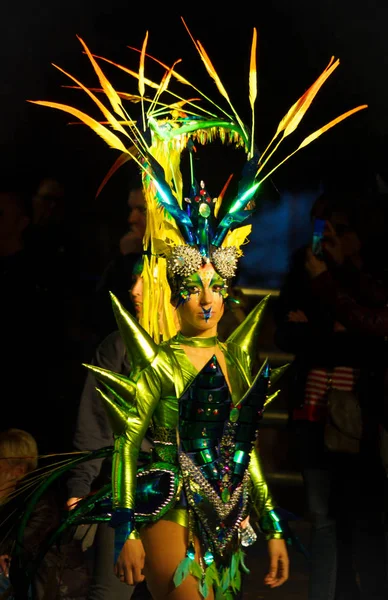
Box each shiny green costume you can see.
[9,19,365,600]
[86,293,286,599]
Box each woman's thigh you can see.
[141,520,214,600]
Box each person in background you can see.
[304,213,388,514]
[88,186,147,346]
[0,183,64,453]
[0,428,91,599]
[66,257,153,600]
[274,188,388,600]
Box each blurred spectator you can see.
[85,185,146,347]
[304,219,388,486]
[0,184,65,453]
[0,428,90,599]
[274,188,388,600]
[25,176,75,293]
[66,257,152,600]
[30,178,65,242]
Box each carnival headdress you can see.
[29,17,367,342]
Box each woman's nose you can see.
[200,287,213,306]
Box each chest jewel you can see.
[178,355,270,555]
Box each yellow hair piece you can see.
[222,225,252,256]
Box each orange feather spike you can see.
[139,31,149,131]
[283,58,339,138]
[214,174,234,218]
[249,28,258,109]
[52,64,130,139]
[257,104,368,182]
[62,86,143,103]
[180,16,200,53]
[148,59,182,116]
[249,27,258,159]
[96,148,136,198]
[257,57,339,172]
[126,41,233,120]
[139,31,148,98]
[297,105,368,150]
[77,36,126,119]
[128,45,193,87]
[28,100,129,153]
[196,40,229,101]
[91,54,160,89]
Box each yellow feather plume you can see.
[222,225,252,255]
[181,17,248,138]
[249,28,258,109]
[139,31,148,98]
[127,37,234,121]
[249,27,258,159]
[139,31,148,131]
[196,40,230,102]
[148,59,182,116]
[257,104,368,183]
[140,249,178,343]
[257,57,339,172]
[52,64,130,139]
[63,86,143,104]
[28,100,129,153]
[297,105,368,150]
[77,36,126,119]
[92,54,160,89]
[283,58,339,138]
[128,45,193,88]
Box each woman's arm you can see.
[248,446,289,587]
[106,366,162,583]
[248,446,282,537]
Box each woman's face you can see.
[130,274,143,318]
[175,263,226,336]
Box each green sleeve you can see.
[111,367,161,511]
[248,445,285,540]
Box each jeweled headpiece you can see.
[30,18,367,342]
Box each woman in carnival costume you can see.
[27,17,367,600]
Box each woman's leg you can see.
[141,520,215,600]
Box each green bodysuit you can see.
[87,294,285,599]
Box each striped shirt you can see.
[293,366,358,423]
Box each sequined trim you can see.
[179,451,250,555]
[135,464,182,520]
[153,426,177,445]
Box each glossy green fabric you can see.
[85,295,276,529]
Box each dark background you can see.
[3,1,388,183]
[1,0,388,282]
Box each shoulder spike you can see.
[110,292,158,374]
[96,387,130,436]
[83,363,136,409]
[270,363,290,386]
[226,295,271,369]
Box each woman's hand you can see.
[0,554,10,577]
[115,538,145,586]
[66,497,83,510]
[305,247,328,279]
[264,538,289,588]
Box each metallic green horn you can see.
[110,292,158,375]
